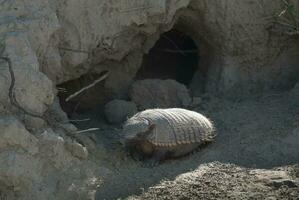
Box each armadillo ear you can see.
[148,123,156,131]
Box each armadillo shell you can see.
[136,108,215,147]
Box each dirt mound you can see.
[127,162,299,200]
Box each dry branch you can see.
[65,71,109,102]
[76,128,99,134]
[161,35,187,56]
[68,118,90,122]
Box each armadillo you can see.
[121,108,215,163]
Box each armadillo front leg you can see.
[142,149,169,168]
[153,149,170,161]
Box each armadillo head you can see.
[121,117,150,143]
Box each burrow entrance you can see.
[57,71,110,118]
[57,29,205,117]
[135,29,201,86]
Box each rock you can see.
[40,0,299,96]
[48,0,190,85]
[59,123,78,132]
[38,130,76,169]
[72,134,97,152]
[65,140,89,160]
[46,97,69,123]
[0,151,42,193]
[23,115,47,131]
[130,79,192,109]
[0,116,39,155]
[252,169,298,188]
[104,99,137,124]
[0,146,104,200]
[0,0,298,117]
[54,161,112,200]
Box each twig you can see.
[76,128,99,134]
[65,71,109,102]
[162,35,187,56]
[278,8,287,17]
[68,118,90,122]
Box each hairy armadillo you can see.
[121,108,215,163]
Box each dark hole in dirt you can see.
[57,71,110,117]
[136,29,200,86]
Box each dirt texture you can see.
[127,162,299,200]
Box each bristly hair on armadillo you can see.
[123,108,216,147]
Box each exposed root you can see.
[0,56,43,118]
[0,56,91,143]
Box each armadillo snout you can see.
[122,119,149,140]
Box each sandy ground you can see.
[72,88,299,199]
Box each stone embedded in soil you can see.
[65,140,89,160]
[0,116,39,155]
[0,151,42,191]
[38,130,77,169]
[46,98,69,123]
[104,99,138,124]
[23,115,47,131]
[130,79,192,110]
